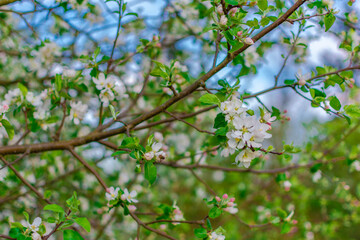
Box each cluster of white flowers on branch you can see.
[92,73,127,107]
[220,96,275,168]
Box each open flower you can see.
[210,232,225,240]
[32,232,41,240]
[106,186,120,201]
[235,149,261,168]
[121,188,138,203]
[27,217,42,233]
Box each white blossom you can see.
[106,186,120,201]
[70,101,88,125]
[210,232,225,240]
[121,188,138,203]
[235,149,261,168]
[32,232,41,240]
[26,217,42,233]
[0,167,7,181]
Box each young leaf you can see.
[329,96,341,111]
[199,93,221,106]
[145,162,157,185]
[1,119,14,140]
[324,13,336,32]
[63,229,84,240]
[74,217,91,233]
[43,204,65,214]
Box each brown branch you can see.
[67,147,108,190]
[0,0,308,157]
[0,156,51,204]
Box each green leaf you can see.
[225,0,238,5]
[329,96,341,111]
[194,227,208,238]
[258,0,268,11]
[277,208,287,219]
[209,207,223,219]
[94,47,101,58]
[1,119,14,140]
[74,217,91,232]
[324,13,336,32]
[145,162,157,185]
[44,204,65,213]
[23,212,29,222]
[55,74,62,92]
[199,93,221,106]
[213,113,227,129]
[17,83,28,96]
[344,104,360,118]
[109,105,116,120]
[63,229,84,240]
[284,79,295,85]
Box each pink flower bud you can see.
[349,83,354,88]
[229,7,238,17]
[215,196,221,202]
[222,194,228,199]
[284,110,288,113]
[237,31,243,37]
[155,42,162,48]
[216,5,224,15]
[298,78,306,86]
[244,37,254,45]
[153,35,159,41]
[349,78,355,84]
[3,104,9,111]
[128,205,137,212]
[229,197,235,202]
[292,220,298,224]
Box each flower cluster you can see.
[92,73,127,107]
[24,217,42,240]
[0,104,9,117]
[105,187,138,212]
[4,89,49,120]
[144,142,167,161]
[171,202,184,225]
[215,194,238,214]
[220,97,275,168]
[70,101,88,125]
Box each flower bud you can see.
[128,205,137,212]
[215,196,221,202]
[349,78,355,84]
[298,78,306,86]
[220,15,228,26]
[237,31,243,38]
[244,37,254,45]
[222,193,228,199]
[216,5,224,15]
[229,7,238,17]
[229,197,235,202]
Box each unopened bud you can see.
[215,196,221,202]
[222,194,228,199]
[216,5,224,15]
[229,7,238,17]
[244,37,254,45]
[237,31,243,37]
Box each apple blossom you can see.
[121,188,138,203]
[26,217,42,233]
[210,232,226,240]
[106,186,120,201]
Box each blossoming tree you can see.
[0,0,360,239]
